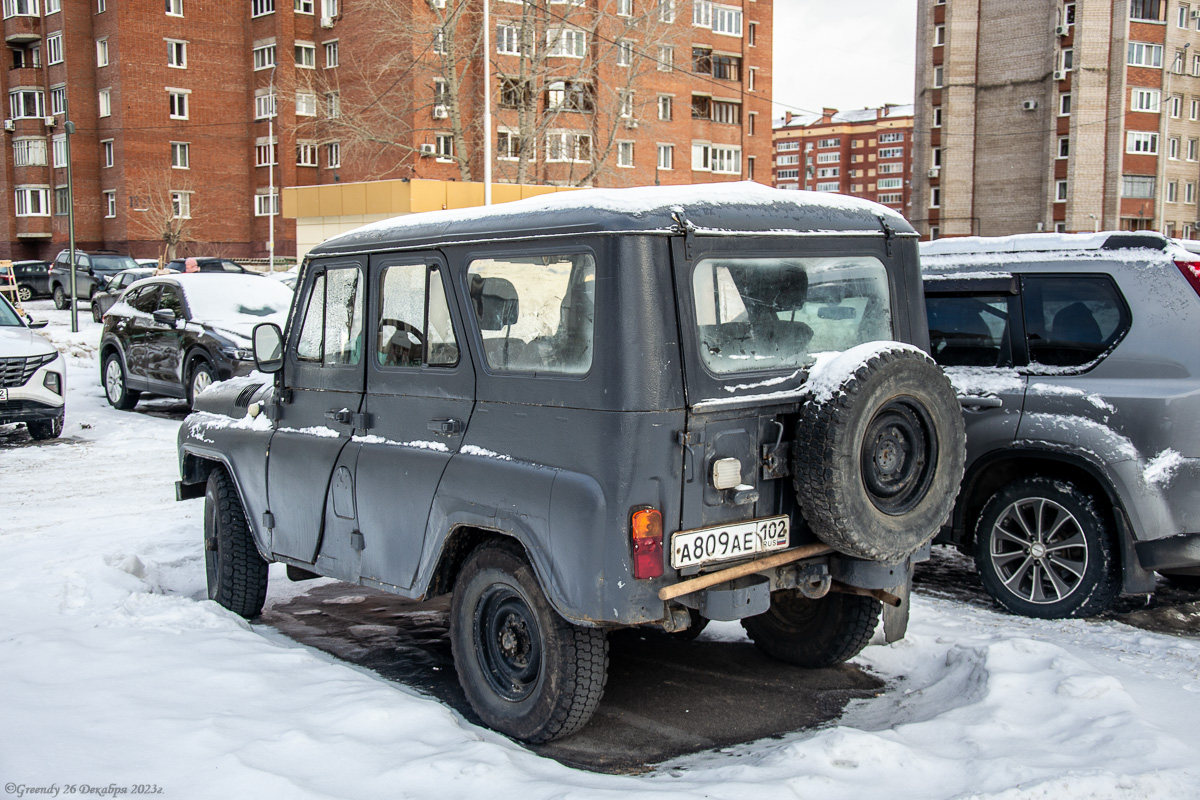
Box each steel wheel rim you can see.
[192,369,213,399]
[988,496,1089,605]
[475,584,541,702]
[105,359,123,403]
[860,397,938,515]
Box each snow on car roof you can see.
[314,182,914,255]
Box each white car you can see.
[0,293,65,440]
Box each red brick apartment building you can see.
[771,105,914,219]
[0,0,772,262]
[913,0,1200,239]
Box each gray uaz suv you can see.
[177,184,966,743]
[922,231,1200,619]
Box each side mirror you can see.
[28,319,48,329]
[253,322,284,373]
[152,308,178,327]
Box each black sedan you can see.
[98,273,293,409]
[90,268,157,322]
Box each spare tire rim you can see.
[989,497,1088,604]
[860,397,938,515]
[476,585,541,702]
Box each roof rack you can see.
[921,231,1173,258]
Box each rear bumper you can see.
[1135,532,1200,571]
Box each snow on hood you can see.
[0,324,58,359]
[177,274,292,329]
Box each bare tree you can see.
[126,167,195,262]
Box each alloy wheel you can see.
[987,496,1089,604]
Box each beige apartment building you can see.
[914,0,1200,239]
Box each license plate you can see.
[0,387,7,401]
[670,515,790,570]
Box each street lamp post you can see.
[483,0,492,205]
[64,97,78,333]
[268,63,277,271]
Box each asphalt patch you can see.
[261,581,884,773]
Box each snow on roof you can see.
[317,182,912,253]
[773,105,914,129]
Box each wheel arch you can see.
[182,449,273,562]
[425,525,534,600]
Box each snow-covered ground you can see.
[3,302,1200,799]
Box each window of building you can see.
[9,89,44,119]
[691,94,711,119]
[879,146,904,159]
[51,134,65,167]
[933,66,944,88]
[1063,2,1075,24]
[101,138,113,167]
[1193,98,1200,119]
[2,0,39,16]
[1060,48,1073,73]
[1176,50,1187,73]
[169,141,188,169]
[296,92,317,116]
[877,177,903,189]
[166,0,182,16]
[712,100,740,124]
[53,186,68,215]
[167,39,187,68]
[1121,174,1156,197]
[1130,0,1163,21]
[657,143,673,170]
[47,85,64,116]
[933,105,943,126]
[712,54,741,81]
[98,88,115,117]
[1127,131,1160,153]
[693,0,710,25]
[254,91,277,120]
[691,142,740,173]
[1193,54,1200,75]
[255,136,277,166]
[1131,88,1162,112]
[255,192,279,216]
[879,132,904,143]
[254,44,276,70]
[46,33,62,65]
[546,27,586,57]
[617,39,633,67]
[878,161,904,173]
[432,29,446,54]
[692,46,712,74]
[325,40,339,67]
[1058,136,1070,158]
[777,169,800,180]
[931,187,941,207]
[12,138,46,167]
[817,137,840,148]
[617,0,632,15]
[325,91,340,117]
[934,24,945,46]
[1181,2,1191,26]
[295,41,316,68]
[1171,136,1181,158]
[168,88,187,119]
[1056,179,1068,201]
[1169,180,1179,202]
[251,0,274,17]
[1173,94,1184,117]
[96,38,108,67]
[45,0,60,13]
[104,190,116,218]
[97,0,105,12]
[811,151,835,163]
[546,131,591,162]
[498,77,530,108]
[297,141,318,166]
[1190,137,1199,160]
[14,187,49,217]
[777,154,800,166]
[711,3,742,35]
[617,140,634,167]
[658,94,672,121]
[168,190,189,219]
[545,81,594,112]
[777,141,800,152]
[878,193,903,205]
[748,21,757,46]
[435,133,454,161]
[497,24,521,55]
[324,141,339,169]
[1128,41,1164,67]
[658,45,673,71]
[817,167,840,179]
[496,129,520,160]
[1190,182,1198,203]
[295,0,313,12]
[322,0,337,16]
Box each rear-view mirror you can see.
[253,322,284,373]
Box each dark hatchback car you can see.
[99,273,293,409]
[90,268,156,322]
[166,258,251,274]
[4,260,52,302]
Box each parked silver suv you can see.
[921,231,1200,618]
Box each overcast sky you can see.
[772,1,919,119]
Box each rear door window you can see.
[1022,275,1129,368]
[926,294,1013,368]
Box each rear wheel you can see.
[741,591,881,668]
[27,412,63,441]
[103,352,140,410]
[17,284,32,302]
[204,467,269,618]
[974,477,1120,618]
[91,302,103,323]
[52,284,68,310]
[450,542,608,742]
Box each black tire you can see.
[27,412,63,441]
[91,302,103,323]
[741,590,881,668]
[102,351,141,410]
[974,476,1120,619]
[187,359,216,408]
[17,284,33,302]
[450,542,608,743]
[52,284,68,310]
[671,608,709,642]
[793,347,966,561]
[204,467,269,618]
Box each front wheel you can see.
[741,590,881,668]
[187,360,216,408]
[204,467,269,618]
[974,477,1120,619]
[103,352,140,410]
[52,285,68,310]
[450,543,608,743]
[27,413,63,441]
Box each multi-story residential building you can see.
[914,0,1200,239]
[0,0,772,262]
[771,105,913,218]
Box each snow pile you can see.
[4,302,1200,799]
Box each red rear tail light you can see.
[1175,260,1200,298]
[630,507,664,580]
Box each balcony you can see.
[7,66,41,90]
[15,215,52,239]
[3,9,41,44]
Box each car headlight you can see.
[220,346,255,361]
[43,371,62,395]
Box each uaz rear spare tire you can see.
[794,345,965,562]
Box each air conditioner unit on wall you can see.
[928,167,940,178]
[623,118,638,129]
[432,104,448,119]
[420,143,436,155]
[44,116,56,127]
[1022,99,1038,111]
[2,120,13,132]
[1054,70,1065,80]
[320,15,334,28]
[1055,25,1068,36]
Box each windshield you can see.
[91,255,140,272]
[692,256,893,375]
[0,296,23,327]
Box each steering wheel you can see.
[378,318,425,366]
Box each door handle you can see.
[325,409,353,424]
[958,395,1003,409]
[427,418,463,435]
